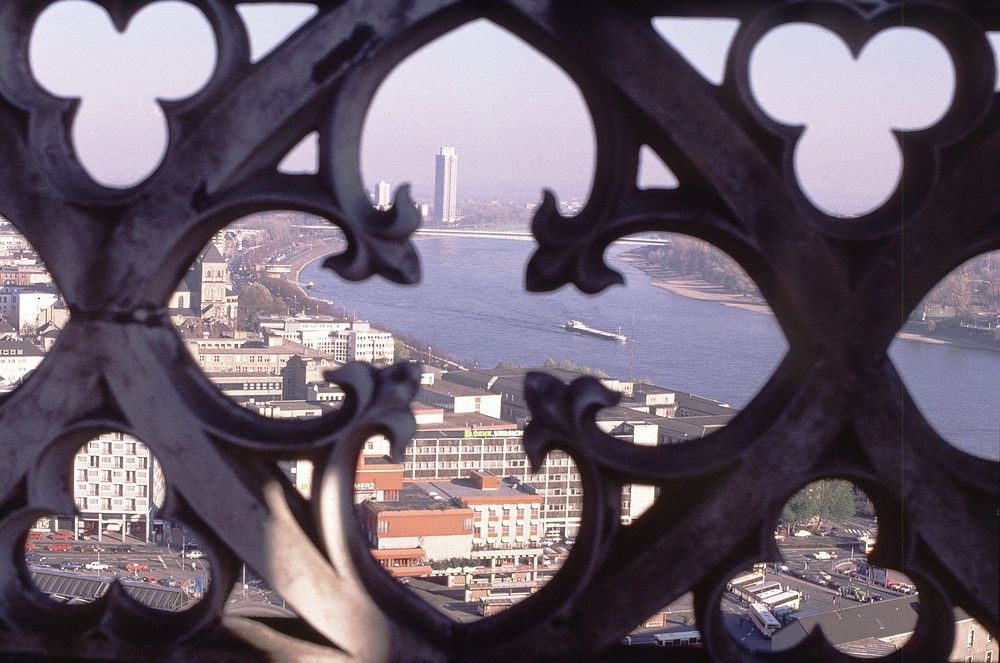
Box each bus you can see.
[733,580,781,603]
[863,538,876,554]
[745,581,782,598]
[727,572,765,593]
[762,590,801,614]
[654,630,703,647]
[748,603,781,638]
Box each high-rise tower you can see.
[434,147,458,223]
[376,181,391,210]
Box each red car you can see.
[142,575,158,584]
[46,543,72,552]
[125,562,148,572]
[27,531,43,540]
[48,532,71,540]
[24,542,34,551]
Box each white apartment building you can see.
[345,321,394,363]
[0,340,44,384]
[17,290,59,331]
[0,227,30,254]
[71,432,165,543]
[259,316,393,364]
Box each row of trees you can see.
[642,236,999,316]
[921,252,1000,318]
[640,238,758,295]
[237,279,341,331]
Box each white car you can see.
[184,549,205,559]
[85,562,109,571]
[813,551,832,560]
[793,530,812,537]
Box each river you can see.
[300,237,999,460]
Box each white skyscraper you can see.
[376,181,391,210]
[434,147,458,223]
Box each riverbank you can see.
[898,321,1000,353]
[287,241,344,291]
[616,250,773,315]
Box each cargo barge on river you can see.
[565,319,627,342]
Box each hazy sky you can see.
[27,2,1000,216]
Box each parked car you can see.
[184,549,205,559]
[23,542,34,551]
[46,543,72,552]
[27,531,43,540]
[79,545,103,553]
[142,575,159,584]
[48,532,71,540]
[85,562,109,571]
[107,545,132,554]
[25,554,46,563]
[125,562,148,572]
[59,561,82,571]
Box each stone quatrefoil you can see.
[0,1,995,662]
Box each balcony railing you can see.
[0,1,997,661]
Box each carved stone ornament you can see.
[0,1,996,661]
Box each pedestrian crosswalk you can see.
[842,528,870,536]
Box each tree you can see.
[237,283,275,330]
[779,480,857,528]
[494,361,518,370]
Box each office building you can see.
[434,147,458,223]
[376,181,391,210]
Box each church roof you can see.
[200,243,225,264]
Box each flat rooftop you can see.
[419,478,541,502]
[420,383,496,398]
[416,412,519,433]
[365,482,468,513]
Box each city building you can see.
[433,147,458,223]
[69,432,165,543]
[360,482,475,560]
[185,338,340,399]
[0,285,61,332]
[426,471,543,550]
[403,411,581,537]
[205,372,284,404]
[771,597,997,661]
[417,382,502,419]
[258,316,394,364]
[376,181,391,209]
[0,339,44,385]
